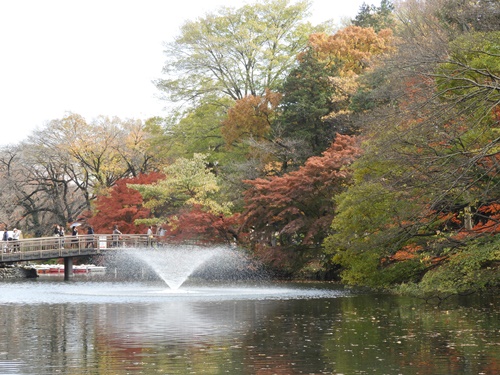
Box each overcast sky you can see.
[0,0,371,146]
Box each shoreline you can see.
[0,264,38,279]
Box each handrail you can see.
[0,234,156,262]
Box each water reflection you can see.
[0,278,498,374]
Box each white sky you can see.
[0,0,370,146]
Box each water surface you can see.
[0,278,498,374]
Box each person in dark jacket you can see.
[86,225,95,248]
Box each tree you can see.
[0,113,162,237]
[164,205,241,244]
[278,47,340,156]
[437,0,500,32]
[221,89,281,147]
[324,0,500,292]
[130,153,235,241]
[352,0,395,32]
[87,172,164,234]
[241,134,361,272]
[155,0,326,105]
[277,25,393,157]
[36,113,160,208]
[0,145,52,236]
[153,100,232,162]
[152,0,332,219]
[0,142,86,236]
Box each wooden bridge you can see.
[0,233,156,280]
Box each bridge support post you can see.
[64,257,73,280]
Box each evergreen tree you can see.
[352,0,395,31]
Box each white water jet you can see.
[121,245,247,290]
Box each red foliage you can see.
[165,205,242,244]
[471,203,500,234]
[242,134,362,246]
[492,105,500,123]
[389,244,423,262]
[88,172,164,234]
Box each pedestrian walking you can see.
[112,225,122,247]
[12,228,20,252]
[147,226,154,247]
[2,226,10,253]
[86,225,94,248]
[71,225,79,248]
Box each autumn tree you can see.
[0,113,162,237]
[34,113,159,208]
[164,205,241,244]
[87,172,164,234]
[130,153,236,242]
[324,0,500,293]
[241,134,361,274]
[219,89,296,174]
[221,89,282,147]
[277,25,393,159]
[151,0,335,218]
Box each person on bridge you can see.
[12,228,20,252]
[59,225,65,249]
[147,226,154,247]
[53,224,60,249]
[71,226,79,248]
[2,226,9,253]
[112,225,122,247]
[86,225,95,248]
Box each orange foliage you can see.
[306,26,393,75]
[471,203,500,234]
[477,154,500,178]
[390,243,422,261]
[221,89,282,146]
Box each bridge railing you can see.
[0,234,217,263]
[1,234,154,260]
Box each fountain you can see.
[117,244,259,290]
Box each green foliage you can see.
[157,0,323,104]
[278,47,340,155]
[436,31,500,105]
[335,250,383,287]
[325,182,409,287]
[416,236,500,295]
[163,101,229,161]
[130,153,233,224]
[380,259,427,285]
[351,0,395,32]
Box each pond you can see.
[0,276,498,375]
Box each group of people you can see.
[51,223,121,248]
[52,223,95,249]
[2,226,21,253]
[2,223,162,252]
